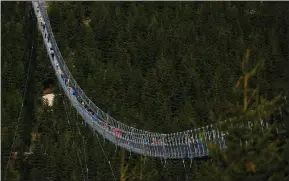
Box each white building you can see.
[42,88,55,106]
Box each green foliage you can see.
[2,1,288,181]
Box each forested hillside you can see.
[2,1,289,181]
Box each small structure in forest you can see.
[24,132,41,156]
[42,87,55,106]
[83,18,91,27]
[31,132,41,142]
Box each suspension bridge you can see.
[31,0,286,161]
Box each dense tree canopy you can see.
[2,1,289,181]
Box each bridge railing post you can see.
[176,132,182,158]
[192,129,197,158]
[186,130,192,159]
[200,127,205,156]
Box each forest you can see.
[1,1,289,181]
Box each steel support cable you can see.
[75,121,89,181]
[90,127,117,181]
[62,99,86,181]
[75,104,117,181]
[3,5,36,180]
[70,104,89,181]
[65,89,89,179]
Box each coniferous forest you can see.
[2,1,289,181]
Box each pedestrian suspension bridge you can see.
[32,1,286,160]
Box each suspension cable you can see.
[62,87,116,181]
[91,127,117,181]
[62,99,86,181]
[75,111,89,180]
[3,5,36,180]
